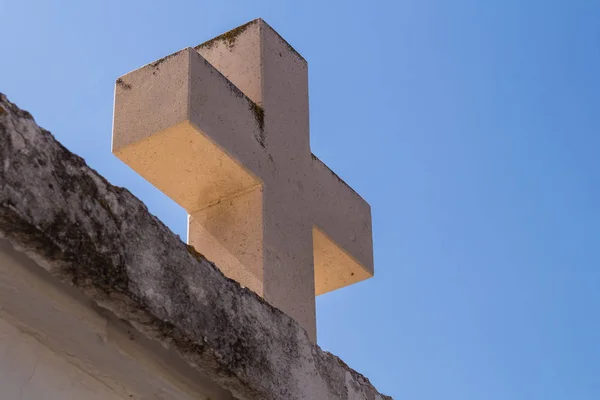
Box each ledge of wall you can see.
[0,93,391,400]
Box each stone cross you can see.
[112,19,374,341]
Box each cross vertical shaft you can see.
[193,20,315,337]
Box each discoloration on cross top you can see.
[112,18,374,341]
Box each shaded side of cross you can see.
[112,19,374,341]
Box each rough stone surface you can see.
[0,92,391,400]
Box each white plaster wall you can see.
[0,239,233,400]
[0,316,123,400]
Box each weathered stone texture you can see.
[0,92,391,400]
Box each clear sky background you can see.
[1,1,599,399]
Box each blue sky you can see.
[2,0,599,398]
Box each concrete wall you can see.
[0,238,233,400]
[0,92,392,400]
[0,316,124,400]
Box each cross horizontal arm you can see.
[310,155,374,295]
[112,47,269,212]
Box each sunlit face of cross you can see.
[112,19,373,341]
